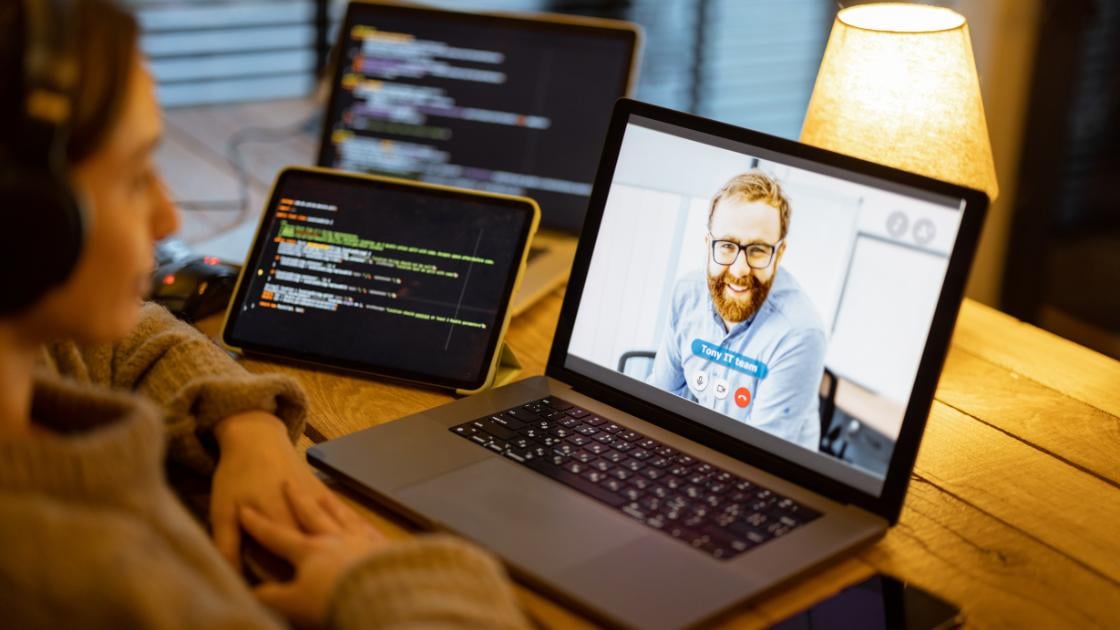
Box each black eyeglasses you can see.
[709,234,784,269]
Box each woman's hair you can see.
[0,0,139,165]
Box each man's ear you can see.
[774,240,788,266]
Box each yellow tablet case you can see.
[220,166,539,395]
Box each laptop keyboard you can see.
[449,396,821,560]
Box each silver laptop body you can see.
[310,99,989,629]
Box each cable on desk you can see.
[175,112,322,226]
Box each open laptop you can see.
[316,1,640,315]
[309,99,989,629]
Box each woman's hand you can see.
[240,482,389,628]
[211,410,336,571]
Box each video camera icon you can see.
[713,378,730,400]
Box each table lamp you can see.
[801,2,999,201]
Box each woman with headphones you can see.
[0,1,528,627]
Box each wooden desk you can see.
[163,99,1120,629]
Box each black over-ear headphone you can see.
[0,0,88,315]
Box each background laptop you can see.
[309,99,988,629]
[317,1,640,315]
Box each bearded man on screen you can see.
[647,171,827,451]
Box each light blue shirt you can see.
[647,268,827,451]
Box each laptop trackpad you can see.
[396,458,645,573]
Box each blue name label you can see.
[691,339,769,379]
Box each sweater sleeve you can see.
[0,493,288,630]
[43,302,308,475]
[329,535,531,630]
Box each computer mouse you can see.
[150,255,240,322]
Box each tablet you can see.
[221,167,539,392]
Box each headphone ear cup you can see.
[0,168,86,314]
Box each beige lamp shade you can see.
[801,3,999,201]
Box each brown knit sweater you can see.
[0,303,529,628]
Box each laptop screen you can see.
[318,3,637,234]
[564,114,971,495]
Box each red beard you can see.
[707,268,774,324]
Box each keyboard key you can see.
[706,482,729,494]
[480,419,518,441]
[563,461,585,475]
[583,415,606,426]
[572,450,596,463]
[503,448,534,463]
[629,477,652,491]
[603,478,625,493]
[620,487,643,502]
[491,414,526,431]
[541,398,572,411]
[583,469,609,484]
[507,408,542,423]
[619,430,641,442]
[567,408,589,418]
[622,503,648,520]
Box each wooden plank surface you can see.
[167,101,1120,629]
[953,300,1120,418]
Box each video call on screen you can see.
[228,170,528,385]
[569,117,966,488]
[319,6,632,233]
